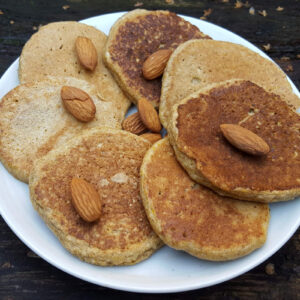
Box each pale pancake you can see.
[104,9,210,107]
[29,128,162,266]
[19,21,130,118]
[160,40,300,130]
[169,79,300,203]
[0,76,121,183]
[140,138,269,261]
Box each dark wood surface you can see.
[0,0,299,299]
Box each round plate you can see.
[0,12,299,294]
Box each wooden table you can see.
[0,0,299,298]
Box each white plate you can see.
[0,12,299,294]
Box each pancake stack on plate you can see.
[0,9,299,265]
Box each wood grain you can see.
[0,0,299,298]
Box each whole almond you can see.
[142,49,172,80]
[122,112,147,135]
[75,36,98,71]
[140,133,162,144]
[138,98,162,133]
[70,177,102,222]
[61,86,96,122]
[220,124,270,155]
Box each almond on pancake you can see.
[29,128,162,266]
[169,79,300,203]
[104,9,210,107]
[19,21,130,119]
[0,76,121,183]
[160,39,300,130]
[140,138,270,261]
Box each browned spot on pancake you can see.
[177,81,300,192]
[145,140,268,248]
[109,11,209,105]
[34,131,153,251]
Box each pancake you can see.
[140,138,269,261]
[0,76,121,183]
[160,39,300,130]
[19,21,130,118]
[104,9,210,107]
[169,79,300,203]
[29,128,162,266]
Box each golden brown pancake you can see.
[19,21,130,118]
[140,138,269,261]
[160,39,300,130]
[169,79,300,203]
[104,9,210,107]
[0,76,121,183]
[29,128,162,266]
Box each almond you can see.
[61,86,96,122]
[220,124,270,155]
[142,49,172,80]
[75,36,98,71]
[138,98,162,133]
[122,112,147,135]
[70,177,102,222]
[140,133,162,144]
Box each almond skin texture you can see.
[140,133,162,144]
[61,86,96,122]
[122,112,147,135]
[220,124,270,156]
[142,49,173,80]
[70,177,102,222]
[138,98,162,133]
[75,36,98,71]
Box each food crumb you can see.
[285,64,294,72]
[165,0,174,4]
[243,1,250,8]
[27,250,40,258]
[234,0,243,8]
[249,7,255,15]
[258,10,267,17]
[10,20,14,24]
[204,8,213,17]
[32,25,38,31]
[222,0,229,2]
[0,9,3,15]
[134,2,143,7]
[262,43,271,51]
[280,56,290,61]
[297,54,300,59]
[276,6,284,12]
[265,263,275,275]
[1,262,11,269]
[62,5,70,10]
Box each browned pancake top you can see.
[144,139,268,249]
[109,11,209,106]
[176,81,300,192]
[32,129,155,251]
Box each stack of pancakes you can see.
[1,9,299,266]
